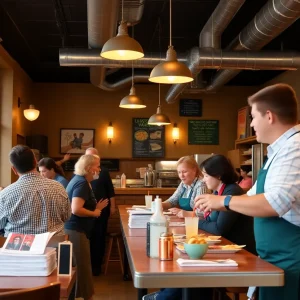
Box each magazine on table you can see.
[0,232,56,255]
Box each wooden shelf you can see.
[235,136,257,145]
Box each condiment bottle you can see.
[149,196,167,258]
[121,173,126,188]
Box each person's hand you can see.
[176,209,185,218]
[168,207,181,215]
[63,153,71,162]
[194,194,225,213]
[94,208,101,218]
[110,206,116,217]
[96,198,109,210]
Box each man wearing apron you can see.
[194,83,300,300]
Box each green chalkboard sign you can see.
[188,120,219,145]
[132,118,165,158]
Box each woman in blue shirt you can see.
[64,154,108,300]
[38,157,69,188]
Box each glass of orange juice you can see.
[185,217,199,239]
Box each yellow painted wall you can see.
[0,45,33,184]
[31,83,257,159]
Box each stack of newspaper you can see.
[128,208,153,228]
[0,232,57,276]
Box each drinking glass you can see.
[145,195,153,209]
[185,217,199,239]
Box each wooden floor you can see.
[92,262,248,300]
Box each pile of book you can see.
[128,208,153,228]
[0,231,57,276]
[0,247,57,276]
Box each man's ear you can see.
[11,166,18,176]
[266,110,275,124]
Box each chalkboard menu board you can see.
[100,159,120,171]
[132,118,165,158]
[179,99,202,117]
[188,120,219,145]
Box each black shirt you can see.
[90,167,115,202]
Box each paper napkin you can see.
[177,258,238,267]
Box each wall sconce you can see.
[18,97,40,121]
[172,123,179,144]
[107,121,114,143]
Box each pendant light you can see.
[119,63,146,109]
[100,0,144,61]
[148,84,171,126]
[149,0,193,84]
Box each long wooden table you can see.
[119,205,284,300]
[0,269,76,300]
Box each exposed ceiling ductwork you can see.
[60,48,300,70]
[206,0,300,92]
[165,0,246,103]
[60,0,300,102]
[88,0,146,91]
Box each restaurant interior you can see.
[0,0,299,299]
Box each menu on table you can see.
[132,118,165,158]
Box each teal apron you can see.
[255,131,300,300]
[178,180,198,211]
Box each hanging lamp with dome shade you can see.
[119,67,146,108]
[100,0,144,61]
[148,84,171,126]
[149,0,193,84]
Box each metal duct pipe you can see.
[207,0,300,92]
[59,48,187,67]
[88,0,119,90]
[123,0,145,26]
[88,0,146,91]
[59,48,300,70]
[89,71,150,91]
[166,0,245,103]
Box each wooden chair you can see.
[0,283,60,300]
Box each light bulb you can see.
[118,50,126,57]
[167,76,175,82]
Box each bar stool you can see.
[104,232,124,275]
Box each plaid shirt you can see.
[248,124,300,226]
[166,177,208,209]
[0,172,71,236]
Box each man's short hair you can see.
[9,145,36,174]
[248,83,298,125]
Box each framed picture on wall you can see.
[60,128,95,154]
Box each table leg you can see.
[123,242,131,281]
[182,288,192,300]
[137,288,148,300]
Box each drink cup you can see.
[185,217,199,240]
[145,195,153,209]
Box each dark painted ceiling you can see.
[0,0,299,86]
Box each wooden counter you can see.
[115,187,176,195]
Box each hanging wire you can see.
[169,0,172,46]
[158,84,161,106]
[132,25,135,86]
[121,0,124,21]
